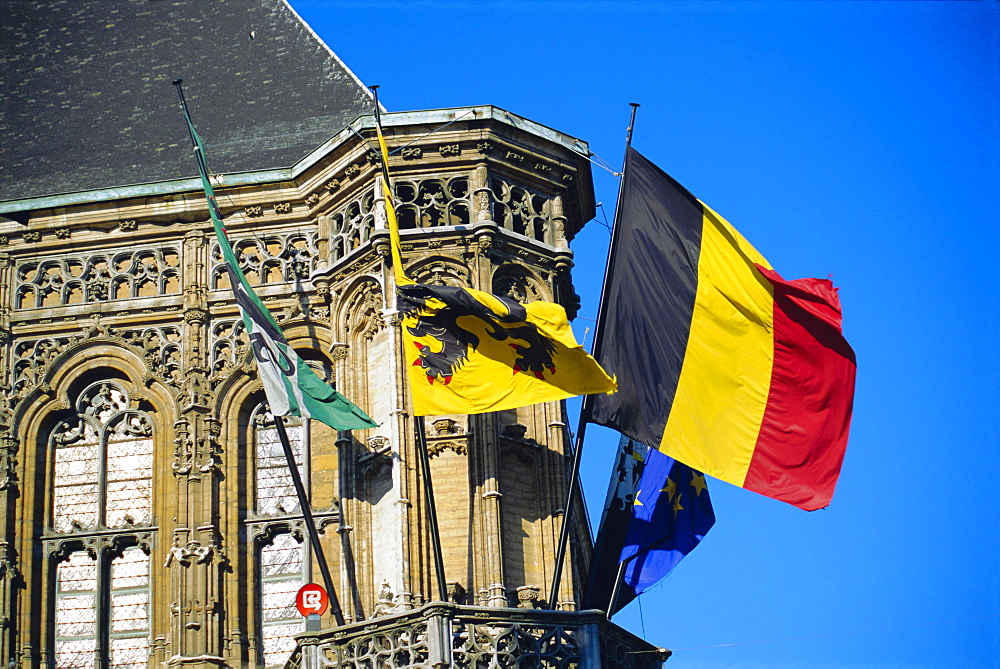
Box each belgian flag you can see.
[590,148,856,511]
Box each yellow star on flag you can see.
[690,472,708,497]
[661,477,677,499]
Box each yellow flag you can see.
[398,283,616,416]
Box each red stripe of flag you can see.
[743,266,857,511]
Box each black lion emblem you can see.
[397,284,557,385]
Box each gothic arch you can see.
[491,263,550,303]
[337,276,385,342]
[14,340,176,445]
[406,256,472,288]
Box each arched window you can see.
[249,406,309,668]
[48,380,153,668]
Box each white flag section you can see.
[181,109,376,431]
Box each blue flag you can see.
[619,447,715,603]
[586,439,715,614]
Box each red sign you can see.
[295,583,329,617]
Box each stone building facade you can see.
[1,2,665,667]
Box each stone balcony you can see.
[285,601,670,668]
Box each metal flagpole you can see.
[415,416,449,602]
[273,417,346,626]
[369,86,449,603]
[606,552,637,620]
[548,103,640,611]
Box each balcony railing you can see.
[286,601,670,668]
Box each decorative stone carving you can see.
[118,220,137,232]
[516,585,541,609]
[439,144,460,157]
[447,582,466,604]
[124,326,183,387]
[393,175,469,229]
[244,205,264,217]
[490,178,552,244]
[426,440,467,458]
[373,580,397,616]
[343,280,384,341]
[502,424,528,441]
[211,229,318,288]
[164,537,214,567]
[431,419,458,435]
[272,202,292,214]
[15,245,181,309]
[400,147,422,160]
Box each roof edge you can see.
[0,106,591,215]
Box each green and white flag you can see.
[179,101,376,431]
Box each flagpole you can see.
[605,552,637,620]
[548,103,639,611]
[273,417,346,626]
[415,416,449,602]
[369,86,448,603]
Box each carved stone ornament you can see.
[426,440,467,458]
[516,585,541,609]
[373,579,398,617]
[431,418,461,436]
[447,581,467,604]
[164,537,215,567]
[330,344,349,361]
[366,436,391,452]
[502,424,528,440]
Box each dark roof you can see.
[0,0,374,204]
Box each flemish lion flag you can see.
[398,282,615,416]
[180,105,376,431]
[372,119,614,416]
[590,147,856,511]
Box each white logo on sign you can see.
[302,591,323,611]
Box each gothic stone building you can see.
[0,1,663,667]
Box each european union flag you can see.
[587,439,715,614]
[619,447,715,604]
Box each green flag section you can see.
[590,147,855,511]
[179,104,376,432]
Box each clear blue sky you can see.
[292,2,999,666]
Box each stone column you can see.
[164,230,227,664]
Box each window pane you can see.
[56,551,97,665]
[260,533,305,668]
[110,636,148,669]
[55,638,97,669]
[262,623,303,668]
[111,549,150,633]
[105,435,153,528]
[255,425,303,516]
[53,432,99,532]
